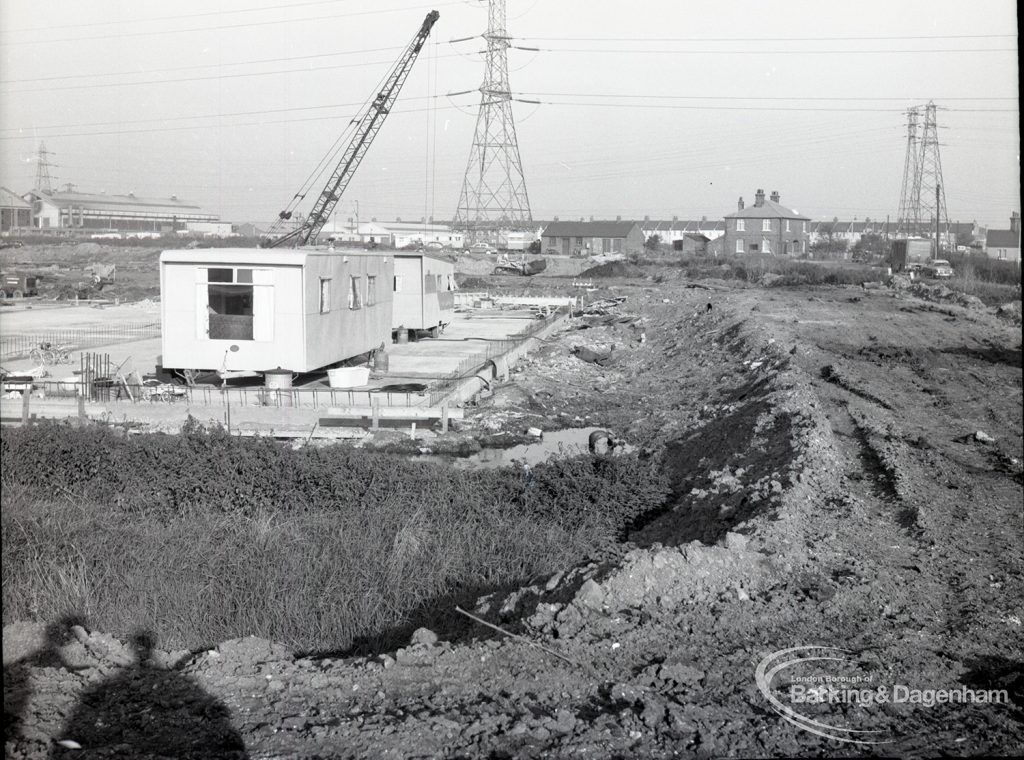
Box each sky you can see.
[0,0,1019,229]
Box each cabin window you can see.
[762,219,771,232]
[205,268,255,340]
[763,238,771,254]
[424,274,436,294]
[366,275,378,306]
[436,274,443,289]
[736,220,745,232]
[785,220,791,232]
[749,242,759,252]
[348,276,362,309]
[735,239,743,254]
[393,275,403,292]
[319,278,331,314]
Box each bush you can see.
[1,422,670,652]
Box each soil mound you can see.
[579,261,645,278]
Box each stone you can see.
[411,627,439,647]
[974,430,996,444]
[576,579,607,611]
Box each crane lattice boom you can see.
[265,11,439,248]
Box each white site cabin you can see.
[392,252,456,337]
[159,248,394,377]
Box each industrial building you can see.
[540,220,645,257]
[159,248,394,377]
[24,189,219,234]
[722,190,810,255]
[1,187,32,233]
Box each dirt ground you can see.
[3,268,1023,758]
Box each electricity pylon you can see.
[895,108,920,236]
[895,102,948,245]
[453,0,533,245]
[35,141,55,195]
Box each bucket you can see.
[396,327,409,345]
[327,366,370,388]
[264,368,295,389]
[374,351,390,372]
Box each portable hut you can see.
[159,248,394,376]
[391,252,456,336]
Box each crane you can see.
[263,10,439,248]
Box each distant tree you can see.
[852,232,887,259]
[645,234,662,251]
[527,239,541,254]
[956,229,975,249]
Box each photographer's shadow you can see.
[52,629,248,759]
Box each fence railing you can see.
[2,379,428,410]
[427,310,561,405]
[0,322,161,361]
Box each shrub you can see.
[1,422,670,652]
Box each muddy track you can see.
[5,281,1023,759]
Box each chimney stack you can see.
[769,190,780,203]
[616,215,622,222]
[738,197,745,211]
[755,189,765,207]
[1011,212,1020,233]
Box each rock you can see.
[975,430,996,444]
[576,579,607,611]
[545,571,565,591]
[410,627,439,647]
[723,532,748,551]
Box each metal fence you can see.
[2,310,565,410]
[12,379,427,410]
[427,311,560,405]
[0,322,161,361]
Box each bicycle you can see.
[28,342,73,365]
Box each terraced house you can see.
[723,189,810,256]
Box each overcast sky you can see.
[1,0,1018,228]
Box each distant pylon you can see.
[895,107,920,235]
[453,0,532,244]
[895,102,948,244]
[916,101,949,249]
[35,141,55,195]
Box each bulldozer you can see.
[492,254,547,276]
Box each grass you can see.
[1,421,669,654]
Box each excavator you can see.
[262,11,439,248]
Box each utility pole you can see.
[935,184,941,257]
[453,0,533,246]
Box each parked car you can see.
[468,243,497,255]
[423,241,445,252]
[0,240,24,249]
[924,259,954,278]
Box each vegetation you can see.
[1,420,670,653]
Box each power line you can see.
[2,52,467,94]
[513,46,1018,55]
[0,1,466,46]
[2,0,352,34]
[0,44,408,85]
[5,94,1018,141]
[520,33,1016,42]
[516,91,1018,102]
